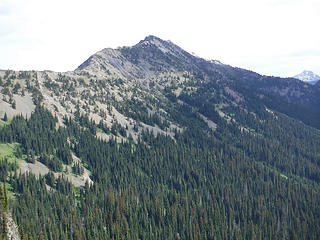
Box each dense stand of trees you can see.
[0,105,320,239]
[0,166,9,240]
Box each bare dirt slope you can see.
[18,158,93,187]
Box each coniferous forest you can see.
[0,105,320,239]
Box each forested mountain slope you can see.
[0,36,320,239]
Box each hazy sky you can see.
[0,0,319,77]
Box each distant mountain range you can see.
[294,70,320,85]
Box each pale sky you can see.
[0,0,319,77]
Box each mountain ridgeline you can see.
[0,36,320,239]
[78,36,320,129]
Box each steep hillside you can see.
[1,36,320,239]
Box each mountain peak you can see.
[136,35,169,52]
[140,35,163,43]
[294,70,320,85]
[135,35,182,55]
[138,35,172,45]
[77,36,200,76]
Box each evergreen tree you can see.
[2,113,7,122]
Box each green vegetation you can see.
[0,182,9,240]
[0,119,9,128]
[0,143,22,164]
[0,106,319,239]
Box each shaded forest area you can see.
[0,106,320,239]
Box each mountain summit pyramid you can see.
[76,35,213,80]
[294,70,320,85]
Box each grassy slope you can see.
[0,143,21,163]
[0,142,25,200]
[0,119,10,128]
